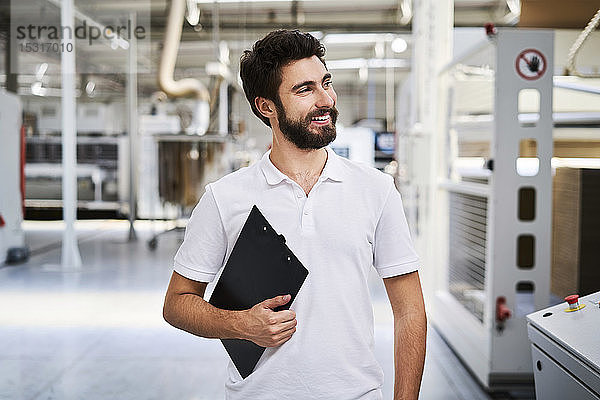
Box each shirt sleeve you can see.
[373,176,420,278]
[173,184,227,282]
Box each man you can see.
[163,29,426,400]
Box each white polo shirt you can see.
[174,146,420,400]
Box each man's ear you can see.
[255,97,276,119]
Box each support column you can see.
[410,0,454,302]
[127,12,138,241]
[385,41,395,132]
[61,0,82,269]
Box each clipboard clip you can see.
[260,224,286,245]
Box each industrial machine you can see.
[23,100,129,215]
[136,112,232,221]
[0,91,29,264]
[136,0,239,249]
[25,135,128,205]
[27,100,125,136]
[330,126,376,167]
[527,292,600,399]
[429,29,555,390]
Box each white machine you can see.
[429,29,554,390]
[330,126,375,167]
[0,91,29,264]
[527,292,600,399]
[27,100,125,135]
[137,114,181,219]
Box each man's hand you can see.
[241,294,297,347]
[163,272,297,347]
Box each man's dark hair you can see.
[240,29,326,127]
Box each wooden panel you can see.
[520,139,538,158]
[551,168,581,298]
[554,141,600,158]
[520,0,600,29]
[459,140,600,158]
[458,141,490,158]
[578,169,600,295]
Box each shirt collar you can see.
[259,146,345,186]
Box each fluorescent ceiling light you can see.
[186,0,201,25]
[31,81,47,97]
[35,63,48,81]
[324,33,394,44]
[309,31,324,40]
[327,58,410,70]
[391,38,407,53]
[85,81,96,96]
[110,36,129,50]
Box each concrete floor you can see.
[0,220,514,400]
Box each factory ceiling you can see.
[0,0,517,100]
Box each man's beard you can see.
[274,100,338,150]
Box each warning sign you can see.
[515,49,547,81]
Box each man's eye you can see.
[297,87,310,93]
[323,81,333,88]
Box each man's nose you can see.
[316,88,335,108]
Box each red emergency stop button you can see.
[565,294,581,311]
[565,294,579,304]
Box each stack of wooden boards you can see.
[551,167,600,298]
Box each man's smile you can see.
[311,113,331,126]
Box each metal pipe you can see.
[438,180,490,198]
[438,38,493,75]
[554,79,600,96]
[159,0,210,134]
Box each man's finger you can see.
[274,318,297,333]
[273,327,296,346]
[261,294,291,310]
[272,309,296,323]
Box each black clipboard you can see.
[208,205,309,379]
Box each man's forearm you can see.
[163,293,246,340]
[163,271,297,348]
[393,311,427,400]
